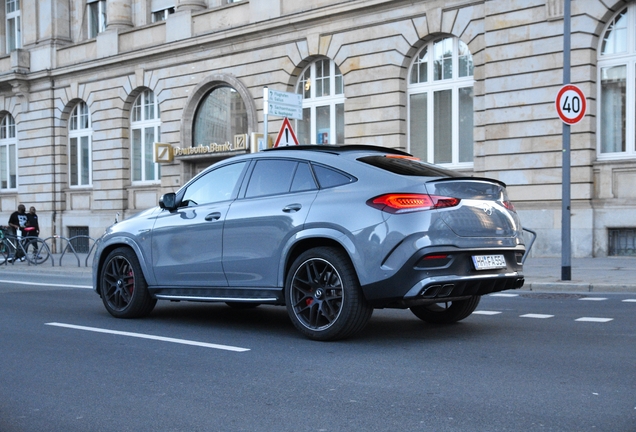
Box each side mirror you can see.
[159,193,177,210]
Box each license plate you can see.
[472,254,506,270]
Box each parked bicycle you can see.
[0,227,51,265]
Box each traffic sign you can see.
[274,117,299,147]
[556,84,586,125]
[265,88,303,120]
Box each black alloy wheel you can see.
[410,295,481,324]
[286,247,372,341]
[100,247,156,318]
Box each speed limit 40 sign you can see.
[555,84,587,125]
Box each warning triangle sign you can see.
[274,117,299,147]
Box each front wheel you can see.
[285,247,372,341]
[410,296,481,324]
[99,247,156,318]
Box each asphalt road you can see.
[1,277,635,432]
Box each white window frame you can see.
[88,0,106,39]
[407,36,474,168]
[597,5,636,160]
[0,114,17,190]
[151,7,175,23]
[5,0,21,52]
[68,102,92,187]
[295,58,345,145]
[131,90,161,183]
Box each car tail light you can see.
[367,193,460,214]
[503,200,516,212]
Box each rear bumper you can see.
[361,246,525,308]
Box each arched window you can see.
[131,90,161,182]
[408,36,474,167]
[193,86,248,147]
[598,6,635,158]
[295,58,345,145]
[68,102,92,186]
[0,113,17,190]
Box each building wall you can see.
[0,0,633,257]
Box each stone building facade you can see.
[0,0,634,257]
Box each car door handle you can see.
[205,212,222,221]
[282,204,302,213]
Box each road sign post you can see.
[262,87,302,152]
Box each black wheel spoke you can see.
[291,257,344,331]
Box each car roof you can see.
[263,144,411,157]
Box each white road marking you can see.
[489,293,519,297]
[622,299,636,303]
[575,317,613,323]
[520,314,554,319]
[0,279,92,289]
[472,310,502,315]
[579,297,607,301]
[45,322,250,352]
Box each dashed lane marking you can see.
[520,314,554,319]
[489,293,519,297]
[45,322,250,352]
[622,299,636,303]
[579,297,608,301]
[575,317,614,323]
[472,311,502,315]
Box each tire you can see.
[24,238,51,265]
[225,302,260,309]
[410,295,481,324]
[285,247,373,341]
[99,247,157,318]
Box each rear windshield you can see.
[358,156,461,178]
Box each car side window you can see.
[245,159,300,198]
[290,162,317,192]
[312,164,353,188]
[181,162,247,206]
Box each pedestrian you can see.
[7,204,27,261]
[24,206,40,257]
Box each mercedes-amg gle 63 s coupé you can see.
[93,145,526,340]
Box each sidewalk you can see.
[1,253,635,293]
[521,256,636,293]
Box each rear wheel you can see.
[410,296,481,324]
[285,247,372,341]
[24,238,51,265]
[100,247,156,318]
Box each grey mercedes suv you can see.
[93,145,526,340]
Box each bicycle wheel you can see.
[0,239,9,264]
[24,238,51,265]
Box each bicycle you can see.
[0,228,51,265]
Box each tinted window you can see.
[181,162,246,206]
[290,162,317,192]
[312,164,353,188]
[246,159,297,198]
[358,155,460,177]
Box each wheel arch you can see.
[281,229,358,288]
[94,237,154,295]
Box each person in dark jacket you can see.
[24,206,40,256]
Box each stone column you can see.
[107,0,133,30]
[176,0,207,12]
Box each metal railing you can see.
[40,235,100,267]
